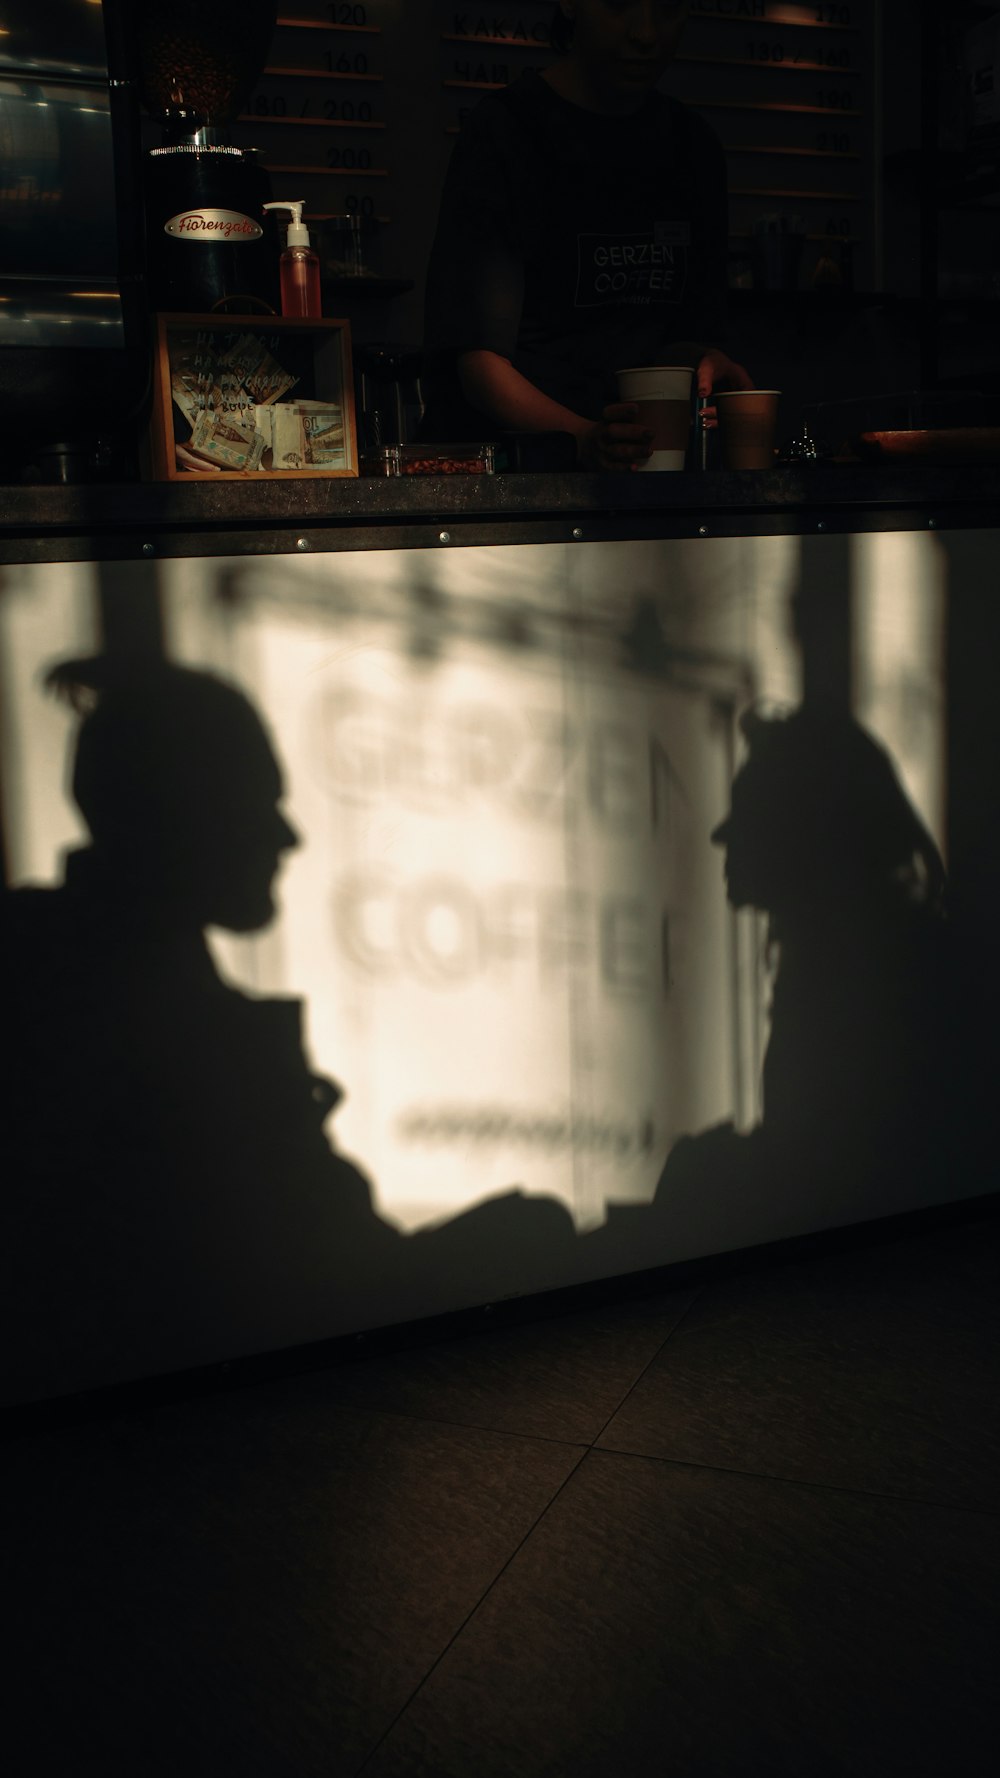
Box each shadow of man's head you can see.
[711,706,945,928]
[48,656,299,932]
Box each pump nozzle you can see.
[263,200,309,247]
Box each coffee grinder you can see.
[133,0,279,313]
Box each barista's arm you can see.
[458,349,654,471]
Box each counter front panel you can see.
[1,528,984,1406]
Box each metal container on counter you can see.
[135,0,279,314]
[143,142,276,314]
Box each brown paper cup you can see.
[715,390,780,470]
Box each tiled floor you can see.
[6,1208,999,1777]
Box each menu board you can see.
[229,3,877,319]
[677,1,876,288]
[435,0,871,288]
[231,3,389,229]
[435,0,877,288]
[439,4,554,134]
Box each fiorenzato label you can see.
[164,209,263,242]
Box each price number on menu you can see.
[325,49,370,73]
[746,40,853,65]
[329,2,370,19]
[325,98,375,121]
[248,94,378,123]
[816,130,851,152]
[327,146,373,167]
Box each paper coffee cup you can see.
[616,365,693,471]
[715,389,781,470]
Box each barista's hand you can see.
[696,349,755,430]
[578,403,655,471]
[696,348,755,398]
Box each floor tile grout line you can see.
[586,1284,710,1450]
[321,1397,596,1449]
[317,1390,1000,1521]
[348,1430,998,1774]
[349,1289,713,1774]
[351,1443,592,1778]
[307,1288,711,1455]
[590,1442,1000,1517]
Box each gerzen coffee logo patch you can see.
[575,224,691,308]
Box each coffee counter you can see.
[1,462,999,562]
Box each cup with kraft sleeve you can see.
[615,365,693,471]
[714,389,781,470]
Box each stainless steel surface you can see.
[697,398,710,472]
[0,0,110,82]
[0,3,148,451]
[0,280,123,348]
[0,80,118,279]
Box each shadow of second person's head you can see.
[711,705,945,931]
[48,655,299,933]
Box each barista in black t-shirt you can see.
[423,0,752,470]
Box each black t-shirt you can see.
[422,71,730,439]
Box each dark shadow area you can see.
[1,657,583,1404]
[938,528,1000,1231]
[646,706,959,1243]
[2,664,965,1407]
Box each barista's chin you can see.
[209,901,277,935]
[616,59,665,83]
[203,875,282,934]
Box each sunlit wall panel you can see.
[0,561,98,884]
[850,530,947,856]
[164,543,753,1233]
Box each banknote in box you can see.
[150,314,358,480]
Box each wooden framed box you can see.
[149,313,358,480]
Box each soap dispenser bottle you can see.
[263,201,322,318]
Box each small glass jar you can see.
[321,215,382,279]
